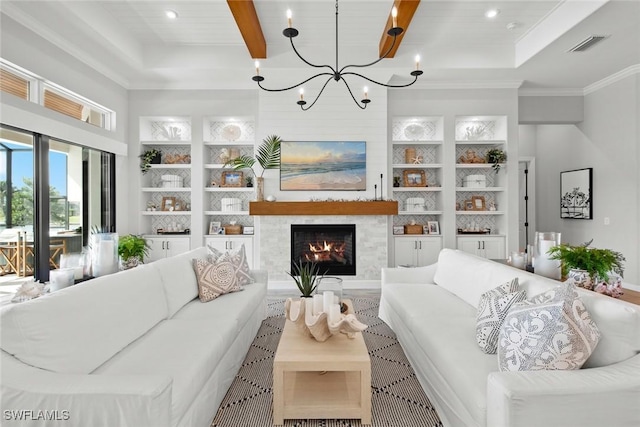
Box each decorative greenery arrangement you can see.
[224,134,282,177]
[547,239,625,282]
[117,234,150,263]
[246,176,253,187]
[139,149,161,174]
[486,148,506,173]
[287,259,324,297]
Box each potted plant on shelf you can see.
[139,149,162,174]
[246,176,253,187]
[224,134,282,201]
[547,239,625,296]
[118,234,150,270]
[486,148,506,173]
[287,259,324,297]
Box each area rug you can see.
[211,297,442,427]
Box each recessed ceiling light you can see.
[506,22,519,30]
[165,10,178,19]
[485,9,500,19]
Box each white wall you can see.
[533,75,639,284]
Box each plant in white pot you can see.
[224,134,281,201]
[118,234,150,270]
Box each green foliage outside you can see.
[0,178,66,227]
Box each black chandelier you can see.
[252,0,423,110]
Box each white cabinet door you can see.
[165,238,190,258]
[416,237,442,266]
[457,236,505,259]
[205,236,254,268]
[394,237,442,267]
[145,237,166,262]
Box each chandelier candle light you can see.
[252,0,423,110]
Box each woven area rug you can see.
[211,297,442,427]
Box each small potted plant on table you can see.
[118,234,150,269]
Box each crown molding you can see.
[518,88,584,96]
[405,80,524,90]
[583,64,640,95]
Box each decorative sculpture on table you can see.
[284,296,367,342]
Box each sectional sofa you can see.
[0,247,267,427]
[380,248,640,427]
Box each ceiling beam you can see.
[227,0,266,59]
[379,0,421,59]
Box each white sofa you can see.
[0,247,267,427]
[379,248,640,427]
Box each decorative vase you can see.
[594,274,624,298]
[534,231,561,280]
[567,268,593,290]
[120,256,142,270]
[90,233,119,277]
[255,176,265,201]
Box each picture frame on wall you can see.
[560,168,592,219]
[427,221,440,235]
[280,141,367,191]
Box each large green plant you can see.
[118,234,150,262]
[224,134,282,177]
[287,259,324,297]
[547,239,625,281]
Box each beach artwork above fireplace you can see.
[280,141,366,191]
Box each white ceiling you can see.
[1,0,638,91]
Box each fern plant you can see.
[118,234,150,262]
[547,239,625,281]
[287,259,324,297]
[224,134,282,177]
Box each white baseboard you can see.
[268,280,381,291]
[623,281,640,292]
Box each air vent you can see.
[567,35,608,52]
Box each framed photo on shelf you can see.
[427,221,440,235]
[393,225,405,235]
[243,226,255,235]
[464,200,474,211]
[161,196,176,211]
[403,170,427,187]
[471,196,486,211]
[209,221,222,235]
[221,170,243,187]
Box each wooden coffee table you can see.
[272,299,371,426]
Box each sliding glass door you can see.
[0,124,115,281]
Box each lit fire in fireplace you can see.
[305,241,347,264]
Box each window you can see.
[0,68,29,100]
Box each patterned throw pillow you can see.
[207,243,254,286]
[192,258,243,302]
[476,278,525,354]
[498,282,600,371]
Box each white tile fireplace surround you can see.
[259,215,389,289]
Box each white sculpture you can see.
[284,297,367,342]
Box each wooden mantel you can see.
[249,201,398,216]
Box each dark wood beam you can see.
[379,0,421,58]
[227,0,266,59]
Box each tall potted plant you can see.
[224,134,281,201]
[547,239,625,292]
[118,234,150,269]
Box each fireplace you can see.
[291,224,356,276]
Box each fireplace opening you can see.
[291,224,356,276]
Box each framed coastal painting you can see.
[280,141,366,191]
[560,168,592,219]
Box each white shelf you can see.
[392,187,442,192]
[205,187,255,192]
[204,210,250,216]
[142,187,191,192]
[455,140,506,145]
[392,163,443,169]
[140,140,191,146]
[148,164,192,170]
[455,163,505,169]
[141,211,192,216]
[455,187,505,192]
[204,164,253,169]
[456,211,504,215]
[391,140,443,145]
[398,210,443,215]
[204,141,254,146]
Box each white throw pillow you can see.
[498,282,600,371]
[476,278,525,354]
[207,243,254,286]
